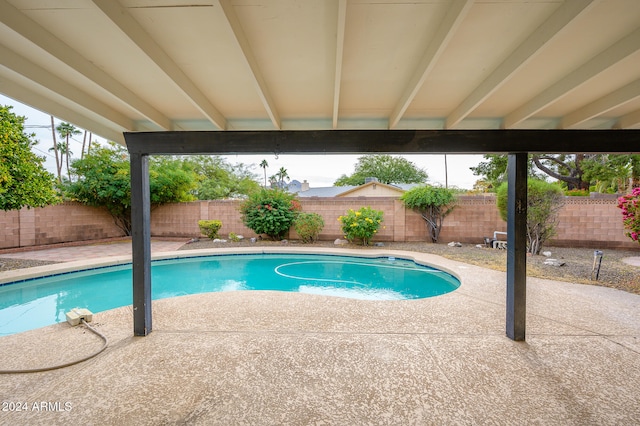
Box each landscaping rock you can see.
[542,251,552,257]
[448,242,462,247]
[544,258,565,267]
[334,239,348,245]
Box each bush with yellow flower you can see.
[337,206,384,245]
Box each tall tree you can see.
[49,115,61,182]
[63,143,197,235]
[180,155,260,199]
[470,154,544,190]
[470,153,634,191]
[56,122,80,180]
[1,106,58,210]
[276,167,289,187]
[531,154,590,190]
[87,132,93,156]
[335,154,428,186]
[259,159,269,187]
[81,130,87,160]
[469,154,509,189]
[580,154,640,193]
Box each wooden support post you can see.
[506,153,527,341]
[130,152,152,336]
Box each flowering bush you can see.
[239,189,300,240]
[618,187,640,243]
[338,207,384,246]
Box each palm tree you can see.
[50,115,62,182]
[56,122,80,180]
[276,167,289,188]
[259,159,269,187]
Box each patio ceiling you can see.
[1,0,640,147]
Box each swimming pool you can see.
[0,253,460,336]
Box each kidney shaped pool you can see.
[0,253,460,336]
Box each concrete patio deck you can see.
[1,243,639,425]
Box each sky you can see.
[1,95,484,189]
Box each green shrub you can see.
[239,189,300,240]
[198,220,223,239]
[294,212,325,243]
[400,185,456,243]
[338,207,384,246]
[228,232,241,242]
[496,179,564,254]
[565,189,589,196]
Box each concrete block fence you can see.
[1,196,638,250]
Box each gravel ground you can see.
[0,258,58,271]
[2,239,639,295]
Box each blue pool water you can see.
[0,253,459,336]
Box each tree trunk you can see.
[65,136,71,180]
[50,116,62,183]
[87,132,92,155]
[81,130,87,160]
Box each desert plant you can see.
[618,187,640,244]
[293,212,325,243]
[228,232,241,242]
[338,207,384,245]
[239,189,300,240]
[198,220,223,239]
[496,179,564,255]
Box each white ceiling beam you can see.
[0,77,126,144]
[389,0,473,129]
[0,44,134,132]
[446,0,594,129]
[0,0,171,131]
[561,79,640,129]
[91,0,227,130]
[218,0,280,129]
[615,108,640,129]
[332,0,347,129]
[503,27,640,129]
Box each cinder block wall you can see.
[0,209,20,249]
[428,195,506,243]
[34,203,123,245]
[0,203,122,249]
[2,196,638,250]
[554,197,630,248]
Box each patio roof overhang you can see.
[1,0,640,139]
[2,0,640,340]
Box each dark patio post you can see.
[506,153,527,341]
[130,152,152,336]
